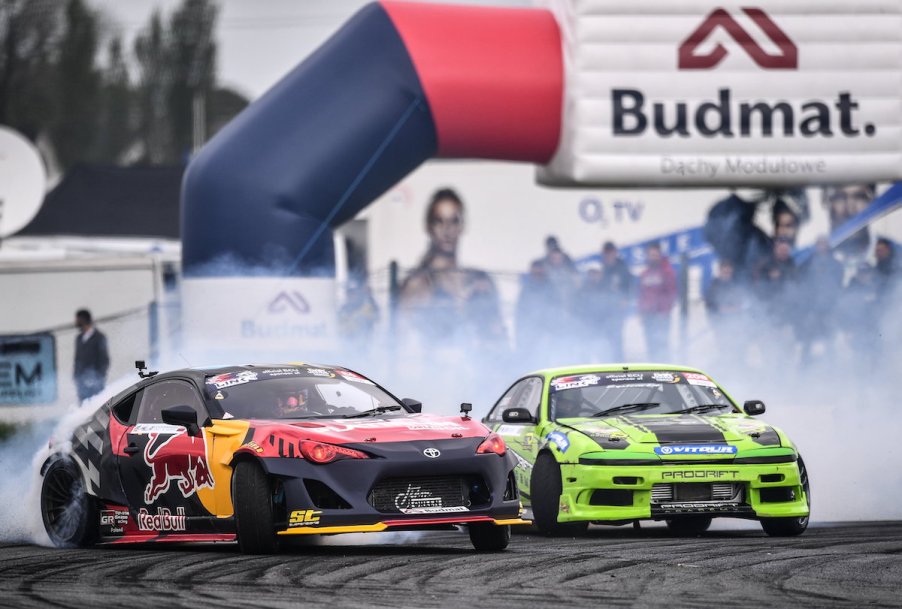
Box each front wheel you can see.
[761,456,810,537]
[468,523,510,551]
[233,460,280,554]
[41,458,98,548]
[665,516,712,536]
[530,453,588,536]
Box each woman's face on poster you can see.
[428,198,463,255]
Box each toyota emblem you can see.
[423,448,441,458]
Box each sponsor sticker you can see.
[604,372,645,383]
[137,507,186,532]
[99,509,130,534]
[652,372,680,383]
[242,441,264,454]
[546,431,571,453]
[683,373,716,388]
[259,368,302,377]
[551,374,600,391]
[336,370,374,385]
[655,444,737,455]
[394,484,451,511]
[661,470,739,479]
[306,367,334,378]
[400,506,469,514]
[289,509,322,527]
[132,424,184,435]
[143,431,214,503]
[206,371,258,389]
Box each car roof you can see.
[526,363,708,379]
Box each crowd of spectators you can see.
[364,184,898,370]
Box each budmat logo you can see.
[267,291,310,315]
[679,7,797,70]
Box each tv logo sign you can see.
[679,7,797,70]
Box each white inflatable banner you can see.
[538,0,902,186]
[181,277,337,357]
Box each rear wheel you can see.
[41,459,98,548]
[665,516,712,536]
[233,460,280,554]
[468,522,510,551]
[530,453,588,536]
[761,456,810,537]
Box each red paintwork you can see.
[109,417,130,457]
[107,534,236,544]
[238,414,490,458]
[381,1,562,163]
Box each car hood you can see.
[250,413,489,445]
[562,413,781,448]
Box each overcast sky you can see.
[89,0,530,100]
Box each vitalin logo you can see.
[679,7,798,70]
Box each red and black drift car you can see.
[40,363,524,553]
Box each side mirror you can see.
[401,398,422,413]
[460,402,472,418]
[162,405,201,435]
[743,400,766,416]
[502,407,535,424]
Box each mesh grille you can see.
[651,483,742,503]
[369,476,468,513]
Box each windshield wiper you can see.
[677,404,730,414]
[592,402,660,417]
[343,405,402,418]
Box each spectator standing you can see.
[796,237,843,366]
[599,241,633,360]
[338,279,380,352]
[572,262,620,362]
[638,243,677,362]
[874,237,898,299]
[704,190,807,281]
[704,260,749,346]
[74,309,110,403]
[516,261,560,369]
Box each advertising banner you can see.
[0,334,57,405]
[181,278,337,357]
[538,0,902,187]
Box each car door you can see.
[116,378,215,534]
[485,376,544,501]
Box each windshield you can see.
[549,371,736,420]
[204,367,403,420]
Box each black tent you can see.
[18,164,184,239]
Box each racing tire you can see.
[40,458,98,548]
[530,453,588,537]
[665,516,712,536]
[760,456,810,537]
[233,460,280,554]
[468,523,510,552]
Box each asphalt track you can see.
[1,522,900,609]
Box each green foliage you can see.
[0,421,18,443]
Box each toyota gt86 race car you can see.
[484,364,810,536]
[40,363,523,553]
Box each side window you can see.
[136,380,206,424]
[486,377,542,423]
[112,390,141,425]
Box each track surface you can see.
[1,522,900,609]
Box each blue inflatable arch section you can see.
[181,1,563,277]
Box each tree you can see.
[94,37,135,163]
[166,0,218,161]
[0,0,65,141]
[49,0,101,169]
[134,10,170,164]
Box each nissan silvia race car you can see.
[40,363,523,553]
[484,364,810,536]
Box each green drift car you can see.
[484,364,810,536]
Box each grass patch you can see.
[0,421,19,443]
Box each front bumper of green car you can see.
[556,448,809,522]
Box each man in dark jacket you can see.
[74,309,110,403]
[599,241,633,360]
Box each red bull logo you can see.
[143,431,214,504]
